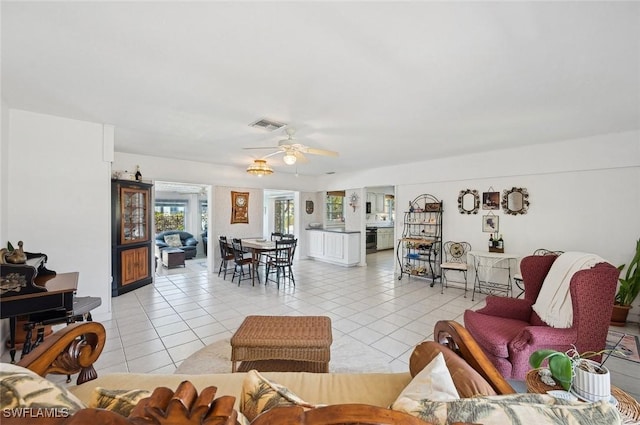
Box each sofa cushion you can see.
[391,352,459,414]
[240,370,318,422]
[88,387,151,417]
[69,372,412,409]
[409,341,497,397]
[164,234,183,247]
[392,393,621,425]
[0,363,85,414]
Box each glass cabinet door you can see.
[120,187,149,243]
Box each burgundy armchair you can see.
[463,254,618,380]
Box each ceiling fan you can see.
[243,128,338,165]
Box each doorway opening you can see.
[154,181,211,274]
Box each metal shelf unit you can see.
[397,194,442,286]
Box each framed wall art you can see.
[482,214,499,233]
[482,191,500,210]
[231,191,249,224]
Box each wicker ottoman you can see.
[230,315,332,373]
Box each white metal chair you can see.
[440,241,472,297]
[513,248,564,298]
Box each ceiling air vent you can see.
[249,118,286,131]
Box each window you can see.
[154,200,187,232]
[200,200,208,231]
[274,198,295,234]
[326,191,345,225]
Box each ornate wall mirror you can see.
[458,189,480,214]
[501,187,529,215]
[305,200,314,214]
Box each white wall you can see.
[1,100,10,348]
[114,152,318,193]
[320,131,640,323]
[211,185,265,265]
[4,110,112,318]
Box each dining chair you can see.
[217,236,234,280]
[440,241,471,297]
[282,233,295,240]
[270,232,283,241]
[231,238,254,286]
[265,239,297,289]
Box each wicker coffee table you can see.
[230,315,332,373]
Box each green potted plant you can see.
[529,348,611,401]
[611,238,640,326]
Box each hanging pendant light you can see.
[246,159,273,177]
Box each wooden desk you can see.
[468,251,519,301]
[241,239,276,285]
[1,268,78,362]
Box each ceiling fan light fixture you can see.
[283,153,297,165]
[246,159,273,177]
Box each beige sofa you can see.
[69,369,412,410]
[4,321,626,425]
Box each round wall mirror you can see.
[501,187,529,215]
[457,189,479,214]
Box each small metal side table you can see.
[469,250,519,301]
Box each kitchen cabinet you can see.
[309,231,325,257]
[366,192,385,214]
[306,230,360,266]
[376,227,394,250]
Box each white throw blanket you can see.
[532,252,606,328]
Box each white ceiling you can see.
[2,2,639,176]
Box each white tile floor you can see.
[6,250,640,399]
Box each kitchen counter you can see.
[307,229,361,266]
[306,227,361,234]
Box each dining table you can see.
[240,238,277,285]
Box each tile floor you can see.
[6,250,639,399]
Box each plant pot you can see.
[610,304,632,326]
[572,359,610,402]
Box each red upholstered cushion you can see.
[463,310,529,359]
[409,341,497,398]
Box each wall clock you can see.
[231,191,249,224]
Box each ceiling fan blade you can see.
[243,146,281,150]
[262,150,284,159]
[294,151,309,164]
[304,147,339,157]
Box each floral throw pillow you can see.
[164,234,182,247]
[392,393,621,425]
[88,387,151,417]
[240,369,318,422]
[0,363,85,416]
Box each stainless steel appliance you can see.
[366,227,377,253]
